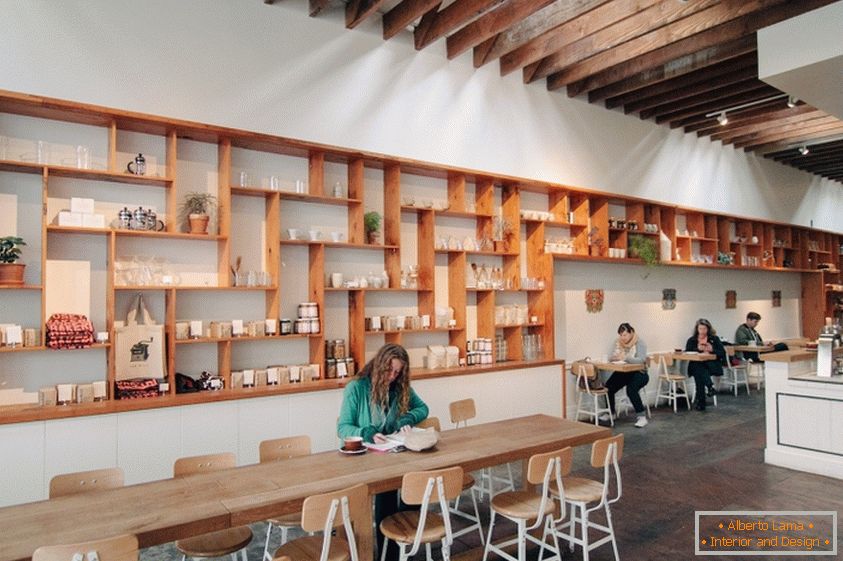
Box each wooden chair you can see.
[379,466,463,561]
[449,399,515,500]
[415,417,484,545]
[259,435,312,561]
[650,353,691,413]
[49,467,124,498]
[571,361,613,426]
[272,483,368,561]
[173,453,252,561]
[722,346,751,396]
[482,447,572,561]
[33,534,138,561]
[552,434,624,561]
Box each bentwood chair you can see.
[173,453,253,561]
[415,417,484,544]
[571,361,613,426]
[482,446,572,561]
[49,467,124,498]
[450,399,516,499]
[551,434,624,561]
[33,534,138,561]
[272,483,368,561]
[650,353,691,413]
[380,466,463,561]
[723,346,751,396]
[259,435,312,561]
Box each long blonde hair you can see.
[358,343,411,415]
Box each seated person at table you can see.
[337,343,428,561]
[685,318,727,412]
[601,323,650,428]
[735,311,786,362]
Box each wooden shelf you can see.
[522,218,587,229]
[47,225,225,240]
[281,240,399,250]
[324,287,431,292]
[0,159,172,186]
[495,323,545,329]
[175,333,317,345]
[365,327,459,336]
[0,284,41,290]
[0,343,110,354]
[114,285,276,291]
[434,248,518,256]
[0,345,45,354]
[676,235,717,242]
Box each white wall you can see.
[0,0,841,232]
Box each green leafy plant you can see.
[363,211,381,235]
[179,192,217,220]
[0,236,25,263]
[629,235,659,266]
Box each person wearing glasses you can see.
[684,318,727,411]
[336,343,428,561]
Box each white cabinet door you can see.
[0,421,45,506]
[117,408,181,484]
[180,401,239,460]
[289,389,344,453]
[45,415,118,492]
[237,396,291,465]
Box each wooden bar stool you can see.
[551,434,624,561]
[416,417,484,544]
[49,467,124,498]
[33,534,138,561]
[481,446,572,561]
[571,361,613,426]
[271,483,368,561]
[173,453,253,561]
[259,435,312,561]
[650,353,691,413]
[380,466,463,561]
[449,399,515,500]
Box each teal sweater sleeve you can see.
[336,378,429,442]
[396,388,429,429]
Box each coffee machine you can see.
[816,317,841,377]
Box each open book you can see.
[363,427,428,452]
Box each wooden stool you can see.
[650,353,691,413]
[571,361,613,426]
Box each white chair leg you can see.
[606,504,620,561]
[482,511,496,561]
[517,519,526,561]
[241,549,248,561]
[380,535,389,561]
[262,523,273,561]
[441,538,451,561]
[470,486,484,544]
[425,542,432,561]
[581,505,590,561]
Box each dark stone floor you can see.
[141,389,843,560]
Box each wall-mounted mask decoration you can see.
[662,289,676,310]
[725,290,737,309]
[585,289,604,314]
[772,290,781,308]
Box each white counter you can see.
[764,349,843,479]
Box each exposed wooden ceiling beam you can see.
[685,97,792,134]
[728,116,840,147]
[708,109,826,143]
[383,0,441,40]
[746,123,843,152]
[560,0,837,97]
[309,0,331,17]
[346,0,387,29]
[520,0,716,81]
[622,68,757,115]
[586,37,756,103]
[606,53,757,110]
[769,139,843,162]
[500,0,664,77]
[656,85,778,126]
[414,0,506,50]
[446,0,555,60]
[636,77,761,121]
[472,0,610,68]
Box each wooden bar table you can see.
[672,351,716,362]
[0,414,609,561]
[731,344,775,353]
[592,361,646,373]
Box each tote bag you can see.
[114,294,167,381]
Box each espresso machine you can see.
[816,317,841,378]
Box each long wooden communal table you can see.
[0,414,610,561]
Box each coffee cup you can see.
[331,232,344,243]
[331,273,344,288]
[344,436,363,451]
[309,230,320,241]
[287,228,299,240]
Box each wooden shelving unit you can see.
[0,88,840,423]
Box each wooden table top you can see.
[0,414,609,561]
[592,361,646,372]
[673,352,716,361]
[731,344,775,353]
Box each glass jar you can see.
[309,318,320,333]
[280,318,293,335]
[333,339,346,359]
[295,319,311,334]
[326,358,338,379]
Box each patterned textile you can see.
[46,313,94,349]
[115,378,159,399]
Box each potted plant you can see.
[628,235,660,266]
[364,211,381,244]
[179,192,217,235]
[0,236,26,286]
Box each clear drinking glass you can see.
[239,171,249,187]
[0,135,8,160]
[36,140,49,164]
[76,145,90,169]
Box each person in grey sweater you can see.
[601,322,650,428]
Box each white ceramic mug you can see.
[309,230,320,241]
[331,273,344,288]
[331,232,344,243]
[287,228,299,240]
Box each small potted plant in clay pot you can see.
[0,236,26,286]
[364,211,381,245]
[180,192,217,235]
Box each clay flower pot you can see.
[188,214,210,235]
[0,263,25,286]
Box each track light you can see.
[798,145,810,155]
[705,93,789,124]
[787,96,798,108]
[717,112,729,126]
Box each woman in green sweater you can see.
[337,342,429,443]
[337,343,429,561]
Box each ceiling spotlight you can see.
[787,96,798,108]
[717,112,729,126]
[798,145,810,155]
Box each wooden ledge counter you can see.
[672,352,716,361]
[592,361,646,372]
[0,414,607,561]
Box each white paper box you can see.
[70,197,95,214]
[243,369,255,386]
[267,367,279,385]
[81,213,105,228]
[231,319,244,336]
[56,211,83,227]
[189,321,203,337]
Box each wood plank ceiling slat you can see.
[383,0,442,40]
[346,0,388,28]
[414,0,507,50]
[623,67,758,115]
